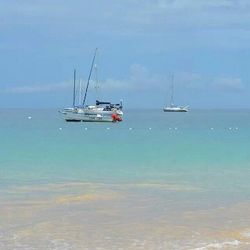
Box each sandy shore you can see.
[1,182,250,249]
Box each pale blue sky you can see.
[1,0,250,108]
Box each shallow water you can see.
[0,109,250,249]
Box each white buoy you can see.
[235,127,239,130]
[129,128,132,130]
[59,127,62,130]
[106,127,110,130]
[28,116,32,120]
[84,127,88,130]
[149,127,152,130]
[174,127,178,130]
[210,127,214,130]
[229,127,232,130]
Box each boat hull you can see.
[62,107,123,116]
[60,110,121,122]
[163,107,188,112]
[66,117,113,122]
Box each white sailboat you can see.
[163,75,188,112]
[60,48,123,122]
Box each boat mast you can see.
[170,74,174,106]
[78,78,82,106]
[82,48,98,107]
[94,61,99,99]
[73,69,76,107]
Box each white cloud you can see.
[156,0,243,10]
[1,0,250,54]
[2,0,250,34]
[102,64,169,91]
[1,82,71,94]
[173,73,245,92]
[0,64,167,94]
[0,65,245,95]
[96,65,246,94]
[212,77,244,92]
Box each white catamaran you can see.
[60,48,123,122]
[163,75,188,112]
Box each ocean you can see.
[1,109,250,249]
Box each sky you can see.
[1,0,250,109]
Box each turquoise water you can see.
[1,110,250,195]
[1,109,250,185]
[1,109,250,249]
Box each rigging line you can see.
[73,69,76,107]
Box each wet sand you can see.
[1,182,250,249]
